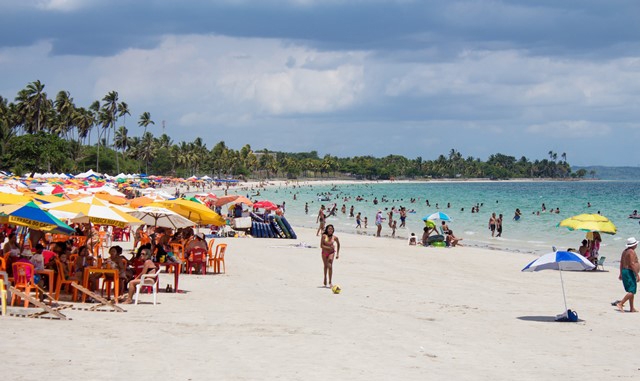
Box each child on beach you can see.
[408,233,417,245]
[320,225,340,288]
[391,220,397,238]
[364,217,368,229]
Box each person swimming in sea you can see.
[514,208,521,221]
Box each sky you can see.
[0,0,639,166]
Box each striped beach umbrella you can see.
[522,251,594,312]
[422,212,452,221]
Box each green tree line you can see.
[1,81,581,180]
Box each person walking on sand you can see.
[489,213,497,237]
[356,212,362,228]
[617,237,640,312]
[316,205,326,236]
[320,225,340,288]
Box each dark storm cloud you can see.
[1,0,638,57]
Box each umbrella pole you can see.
[559,267,568,312]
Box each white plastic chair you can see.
[134,267,162,305]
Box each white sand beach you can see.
[1,226,637,380]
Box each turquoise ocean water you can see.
[253,181,640,266]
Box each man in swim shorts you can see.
[617,237,639,312]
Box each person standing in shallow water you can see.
[496,214,503,237]
[316,205,326,236]
[320,225,340,288]
[488,213,497,237]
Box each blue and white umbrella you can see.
[422,212,452,221]
[522,251,595,311]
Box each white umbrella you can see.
[128,206,195,229]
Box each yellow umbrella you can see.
[0,193,32,205]
[153,198,226,226]
[557,214,616,235]
[42,196,143,228]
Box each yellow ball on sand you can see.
[332,285,341,294]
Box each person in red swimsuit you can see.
[320,225,341,288]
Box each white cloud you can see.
[91,35,367,121]
[526,121,612,138]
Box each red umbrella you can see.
[253,200,278,210]
[51,185,65,195]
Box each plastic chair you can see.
[597,256,606,271]
[213,244,227,274]
[170,243,186,264]
[186,247,207,275]
[0,279,6,316]
[139,232,151,246]
[54,259,78,302]
[11,262,38,307]
[134,267,162,305]
[207,238,216,267]
[73,236,88,248]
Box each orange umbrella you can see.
[129,196,154,208]
[230,195,253,207]
[212,195,240,206]
[95,192,128,205]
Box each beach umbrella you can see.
[95,193,128,205]
[422,212,452,221]
[129,196,155,208]
[0,201,75,234]
[253,200,278,210]
[128,206,196,229]
[0,193,32,206]
[229,196,253,207]
[153,199,226,226]
[42,196,143,228]
[522,250,595,312]
[211,194,241,206]
[557,214,616,235]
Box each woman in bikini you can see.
[320,224,340,288]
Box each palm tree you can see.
[53,90,75,139]
[114,126,129,170]
[102,91,119,172]
[561,152,567,163]
[140,131,156,174]
[19,80,50,133]
[73,107,94,144]
[96,110,113,172]
[88,101,100,146]
[138,112,154,135]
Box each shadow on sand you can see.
[517,315,585,323]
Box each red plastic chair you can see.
[186,247,207,275]
[11,262,38,307]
